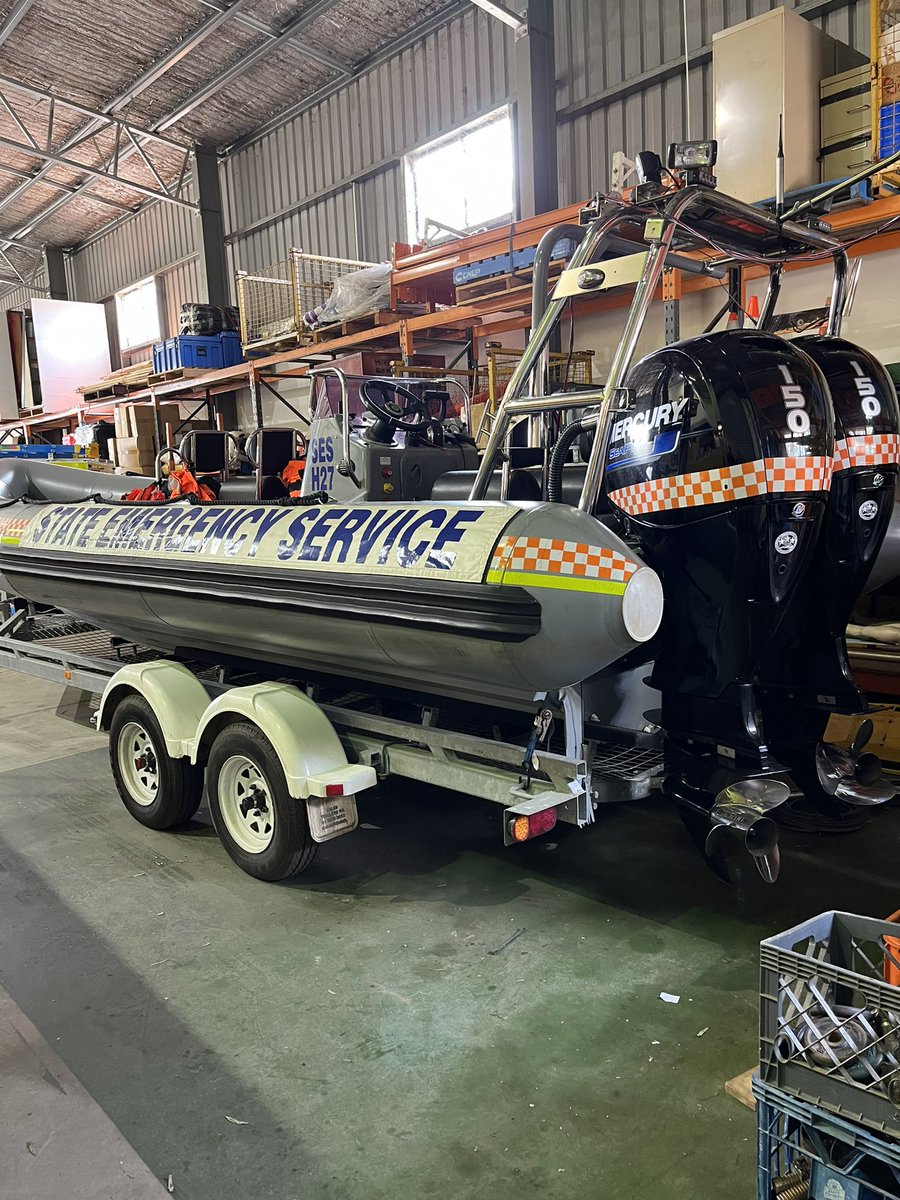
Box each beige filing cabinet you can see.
[820,62,873,180]
[714,6,866,202]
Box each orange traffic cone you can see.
[746,295,760,326]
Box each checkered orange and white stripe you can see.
[833,433,900,472]
[0,514,30,545]
[608,455,833,517]
[487,535,638,594]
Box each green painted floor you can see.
[1,669,899,1199]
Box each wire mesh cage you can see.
[236,258,295,350]
[477,341,595,400]
[292,249,378,327]
[874,1,900,161]
[759,911,900,1138]
[236,249,379,352]
[471,341,596,444]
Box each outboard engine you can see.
[758,336,900,808]
[603,330,835,880]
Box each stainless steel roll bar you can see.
[469,184,847,513]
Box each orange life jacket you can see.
[281,458,306,499]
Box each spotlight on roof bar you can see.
[668,140,718,187]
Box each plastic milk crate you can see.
[759,912,900,1138]
[754,1077,900,1200]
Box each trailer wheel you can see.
[109,696,204,829]
[206,722,317,881]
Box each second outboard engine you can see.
[758,336,900,808]
[603,330,835,880]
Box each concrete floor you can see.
[1,668,899,1199]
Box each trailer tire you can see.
[109,696,204,829]
[206,722,317,881]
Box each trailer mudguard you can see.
[96,661,210,757]
[191,683,376,801]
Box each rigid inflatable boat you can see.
[3,148,900,882]
[0,457,663,704]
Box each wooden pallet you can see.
[79,360,153,401]
[78,382,130,402]
[724,1069,756,1111]
[455,264,565,305]
[243,331,304,357]
[308,309,405,342]
[147,367,211,385]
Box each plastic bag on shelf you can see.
[302,263,391,330]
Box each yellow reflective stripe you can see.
[486,568,627,595]
[0,536,20,545]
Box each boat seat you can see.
[185,430,231,475]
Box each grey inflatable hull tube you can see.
[0,464,664,705]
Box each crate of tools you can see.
[759,911,900,1138]
[753,1076,900,1199]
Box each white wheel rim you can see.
[118,721,159,807]
[217,755,275,854]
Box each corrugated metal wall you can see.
[223,0,869,275]
[67,180,200,305]
[555,0,871,204]
[223,4,514,273]
[0,275,48,311]
[161,256,205,337]
[0,0,871,317]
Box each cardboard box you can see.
[115,435,156,475]
[127,402,182,438]
[113,405,129,440]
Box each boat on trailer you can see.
[1,142,898,883]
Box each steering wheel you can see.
[360,378,431,433]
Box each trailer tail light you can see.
[325,783,345,797]
[509,807,557,842]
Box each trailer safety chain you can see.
[520,706,554,789]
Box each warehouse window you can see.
[115,275,160,351]
[404,107,514,245]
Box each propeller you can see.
[815,719,895,806]
[704,777,792,884]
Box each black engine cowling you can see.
[604,329,834,779]
[755,336,900,803]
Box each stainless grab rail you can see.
[306,365,353,478]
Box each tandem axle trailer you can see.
[0,603,661,882]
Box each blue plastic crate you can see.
[0,444,79,458]
[754,1078,900,1199]
[151,332,244,374]
[880,101,900,157]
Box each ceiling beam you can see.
[223,1,467,155]
[0,160,134,210]
[0,135,197,208]
[469,0,524,33]
[0,0,352,247]
[112,0,261,108]
[0,0,258,225]
[156,0,353,130]
[194,0,354,75]
[0,0,35,47]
